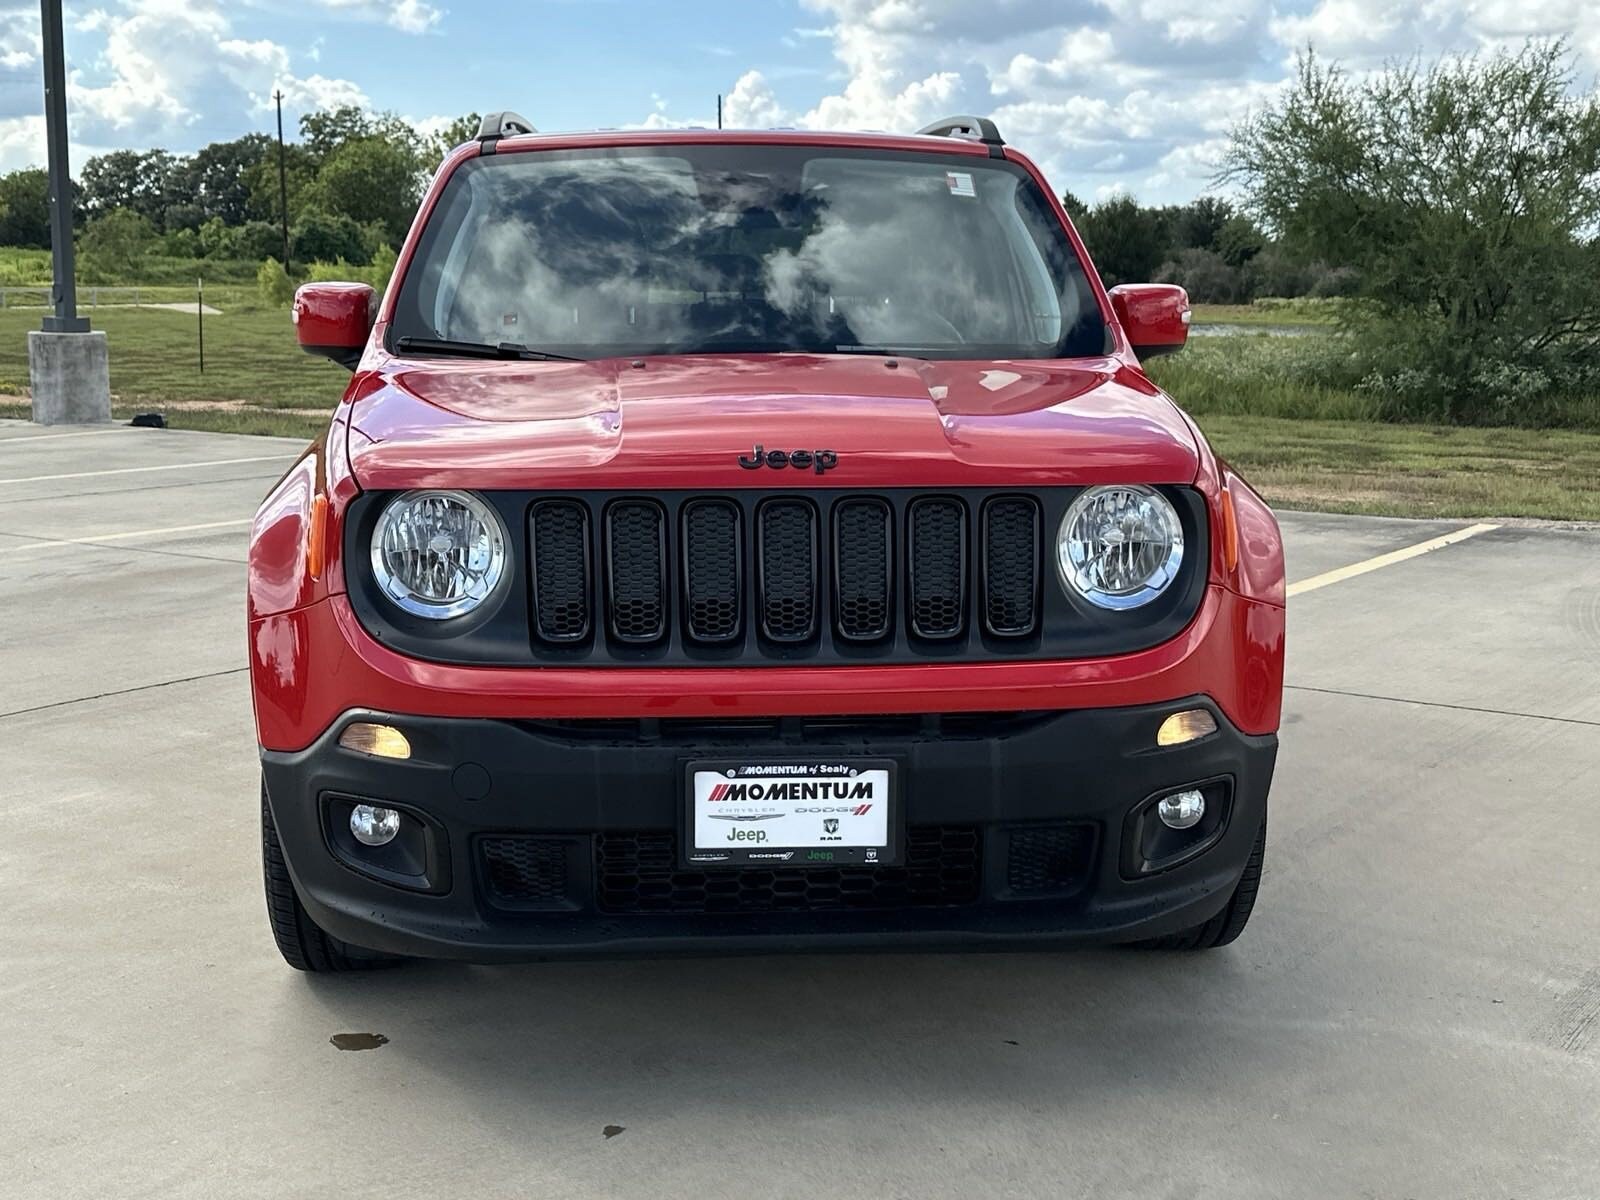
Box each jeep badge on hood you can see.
[738,445,839,474]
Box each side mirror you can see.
[293,282,376,372]
[1109,284,1190,360]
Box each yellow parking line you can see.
[0,519,252,556]
[1287,523,1500,598]
[0,455,289,484]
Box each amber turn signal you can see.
[338,722,412,759]
[307,492,329,579]
[1220,486,1239,573]
[1156,709,1218,747]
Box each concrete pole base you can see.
[28,329,112,426]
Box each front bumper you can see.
[261,697,1276,961]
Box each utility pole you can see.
[39,0,84,333]
[28,0,110,425]
[717,94,723,130]
[274,89,292,271]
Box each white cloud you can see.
[683,0,1599,202]
[311,0,443,35]
[0,0,378,171]
[723,70,788,128]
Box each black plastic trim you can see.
[340,486,1211,668]
[529,499,592,644]
[681,498,744,645]
[832,496,894,643]
[979,494,1042,637]
[604,498,668,644]
[907,495,968,640]
[756,497,820,644]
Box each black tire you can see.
[261,780,401,972]
[1134,813,1267,951]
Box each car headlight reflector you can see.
[1057,485,1184,609]
[370,489,507,619]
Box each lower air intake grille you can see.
[530,501,590,642]
[758,500,817,642]
[1006,824,1095,895]
[909,497,966,639]
[607,500,666,642]
[982,497,1041,636]
[595,826,982,914]
[479,836,571,908]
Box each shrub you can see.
[1156,248,1251,304]
[234,220,286,263]
[292,210,371,266]
[79,208,159,279]
[1227,41,1600,421]
[257,257,296,307]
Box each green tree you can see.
[0,169,53,247]
[244,142,317,227]
[424,113,481,173]
[1165,196,1233,253]
[1076,195,1169,286]
[1226,41,1600,417]
[292,209,371,264]
[79,208,158,277]
[257,256,296,306]
[305,136,423,245]
[177,134,274,226]
[300,106,416,164]
[80,150,178,227]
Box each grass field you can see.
[0,306,349,407]
[1190,302,1339,328]
[6,298,1599,521]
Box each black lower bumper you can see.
[260,699,1276,961]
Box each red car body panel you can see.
[249,127,1285,752]
[341,354,1200,492]
[249,585,1283,752]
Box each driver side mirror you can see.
[293,282,376,372]
[1109,284,1190,360]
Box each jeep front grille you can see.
[525,489,1057,660]
[604,500,667,642]
[758,499,818,642]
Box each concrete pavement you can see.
[2,419,1597,1199]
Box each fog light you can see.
[350,804,402,847]
[339,722,411,759]
[1156,708,1217,747]
[1156,789,1206,830]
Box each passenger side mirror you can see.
[293,282,376,372]
[1109,284,1190,360]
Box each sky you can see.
[0,0,1595,205]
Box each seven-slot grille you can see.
[526,491,1045,658]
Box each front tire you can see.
[261,780,401,972]
[1135,813,1267,951]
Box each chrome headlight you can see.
[370,490,508,619]
[1057,485,1184,609]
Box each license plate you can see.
[684,759,898,868]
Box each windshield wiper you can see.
[394,336,582,362]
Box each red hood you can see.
[345,353,1198,491]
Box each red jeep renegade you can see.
[250,114,1285,971]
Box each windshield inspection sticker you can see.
[946,171,976,197]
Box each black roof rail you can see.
[915,115,1006,158]
[476,111,537,154]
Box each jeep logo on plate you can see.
[738,444,838,474]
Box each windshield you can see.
[389,143,1107,360]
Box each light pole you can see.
[39,0,85,334]
[274,89,292,272]
[27,0,111,424]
